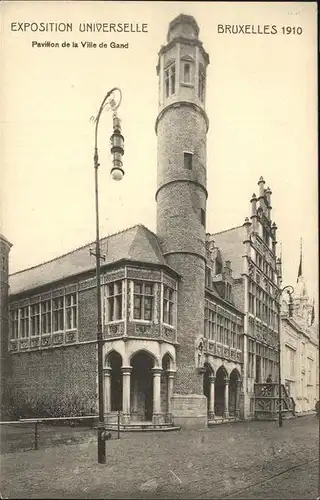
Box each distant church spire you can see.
[297,237,303,282]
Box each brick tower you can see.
[155,14,210,427]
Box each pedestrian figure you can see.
[315,400,319,418]
[266,374,273,384]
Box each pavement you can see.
[0,415,319,499]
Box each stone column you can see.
[166,370,175,423]
[121,366,132,424]
[103,367,112,415]
[223,379,229,418]
[152,367,163,425]
[208,374,216,419]
[235,380,241,418]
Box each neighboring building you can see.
[281,248,319,414]
[208,179,282,419]
[0,234,13,418]
[203,235,244,420]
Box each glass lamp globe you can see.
[111,168,124,181]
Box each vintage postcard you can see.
[0,1,318,499]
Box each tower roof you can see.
[167,14,200,42]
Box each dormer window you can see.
[215,257,222,275]
[165,63,175,97]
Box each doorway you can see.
[130,351,154,421]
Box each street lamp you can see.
[275,284,294,428]
[92,88,124,464]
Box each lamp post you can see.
[275,284,294,428]
[92,88,124,464]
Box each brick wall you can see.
[6,344,97,417]
[78,287,97,342]
[156,100,208,398]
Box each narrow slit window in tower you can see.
[201,208,206,227]
[184,152,193,169]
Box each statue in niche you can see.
[195,337,204,368]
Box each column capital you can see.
[152,367,162,376]
[121,366,132,375]
[103,367,112,376]
[209,374,216,382]
[167,369,176,378]
[236,379,242,387]
[224,378,230,385]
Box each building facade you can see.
[3,15,317,428]
[208,180,282,419]
[281,258,319,414]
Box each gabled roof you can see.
[9,225,166,296]
[212,226,244,279]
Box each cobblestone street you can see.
[0,416,318,499]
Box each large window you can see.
[41,300,52,334]
[133,282,154,321]
[30,304,40,336]
[10,310,19,339]
[163,285,174,325]
[20,306,29,338]
[165,64,175,97]
[286,346,296,378]
[66,293,77,329]
[53,297,64,332]
[205,309,216,340]
[107,281,123,322]
[249,281,255,314]
[247,339,255,378]
[10,293,78,340]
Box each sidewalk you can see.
[0,416,318,499]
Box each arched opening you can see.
[229,369,241,417]
[215,366,228,416]
[107,351,123,412]
[130,351,155,422]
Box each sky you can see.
[1,1,318,310]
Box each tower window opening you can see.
[164,63,176,97]
[184,152,193,169]
[201,208,206,227]
[184,63,191,83]
[262,227,269,246]
[198,68,205,102]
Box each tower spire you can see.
[297,237,303,282]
